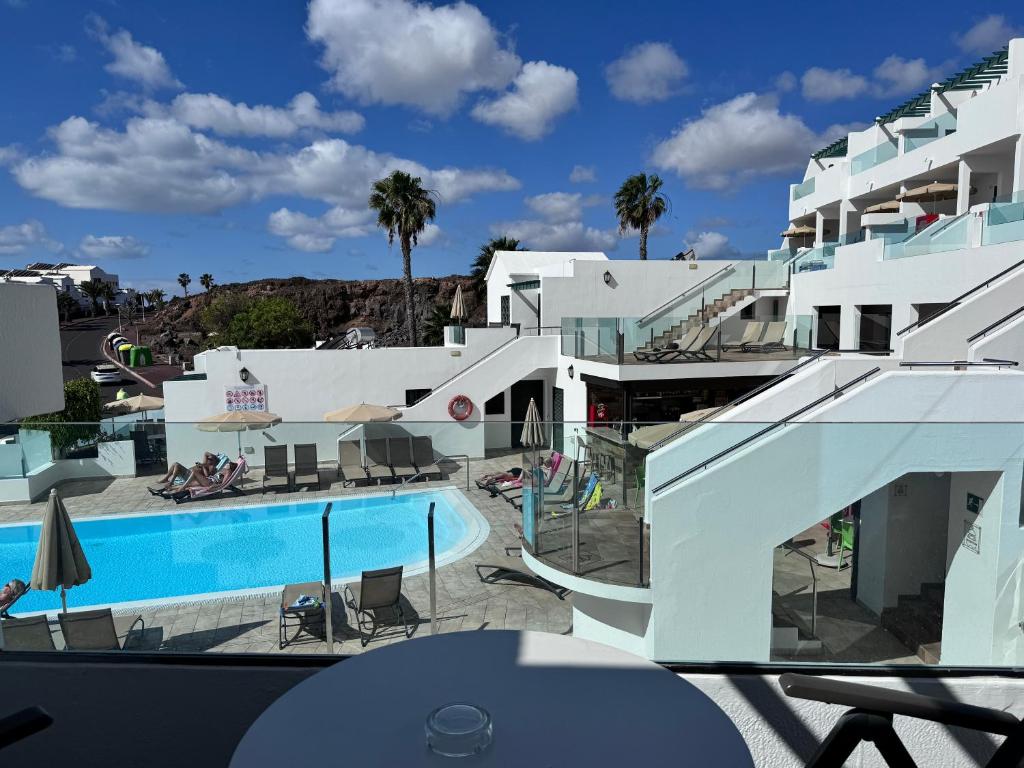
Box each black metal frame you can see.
[343,581,411,648]
[278,601,326,651]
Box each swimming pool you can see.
[0,488,488,613]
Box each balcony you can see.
[850,139,898,175]
[791,176,815,201]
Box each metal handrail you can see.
[966,305,1024,343]
[653,366,881,495]
[647,347,832,451]
[900,359,1018,368]
[636,264,734,326]
[412,334,522,405]
[895,256,1024,337]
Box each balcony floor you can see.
[587,347,809,366]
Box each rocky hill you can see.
[139,274,485,353]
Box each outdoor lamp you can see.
[239,367,250,383]
[567,364,574,379]
[603,270,612,285]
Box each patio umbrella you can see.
[780,225,816,238]
[323,403,402,422]
[520,398,545,449]
[196,410,282,456]
[863,199,900,214]
[627,408,718,450]
[103,393,164,416]
[450,284,467,323]
[30,490,91,614]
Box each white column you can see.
[1012,136,1024,201]
[837,200,858,244]
[814,210,825,247]
[956,159,972,215]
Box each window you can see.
[405,389,431,407]
[484,393,505,415]
[500,295,510,326]
[740,304,754,320]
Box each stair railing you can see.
[636,264,735,328]
[966,304,1024,344]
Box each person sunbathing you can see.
[148,452,220,495]
[478,467,523,485]
[0,578,27,614]
[178,458,238,491]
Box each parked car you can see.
[90,364,122,385]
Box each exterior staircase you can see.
[880,582,944,664]
[652,288,755,347]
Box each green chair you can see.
[826,512,855,570]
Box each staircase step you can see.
[920,582,945,609]
[881,594,943,663]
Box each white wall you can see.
[0,283,64,422]
[485,251,607,325]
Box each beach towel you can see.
[546,451,562,484]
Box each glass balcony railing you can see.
[791,244,837,272]
[850,139,898,175]
[903,112,957,153]
[983,191,1024,246]
[791,176,815,201]
[885,213,971,259]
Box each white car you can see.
[90,364,122,385]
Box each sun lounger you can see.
[0,581,28,619]
[174,458,247,504]
[262,445,290,493]
[680,326,718,360]
[507,460,577,508]
[364,439,394,483]
[388,437,417,481]
[474,556,568,599]
[633,326,700,363]
[412,436,442,480]
[338,441,367,486]
[722,321,765,351]
[293,443,321,491]
[344,566,410,647]
[1,614,56,650]
[500,457,572,502]
[58,608,144,650]
[743,320,787,352]
[279,581,327,649]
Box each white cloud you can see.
[569,164,596,183]
[684,230,737,259]
[88,16,182,91]
[493,219,618,252]
[524,192,601,224]
[161,92,364,137]
[471,61,578,140]
[605,42,687,104]
[873,55,943,97]
[306,0,520,116]
[268,206,443,253]
[774,71,797,92]
[651,92,853,191]
[955,15,1020,54]
[78,234,149,260]
[11,115,520,214]
[0,220,62,254]
[801,67,868,101]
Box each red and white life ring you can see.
[448,395,473,421]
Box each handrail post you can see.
[571,462,580,574]
[428,501,437,635]
[321,502,334,654]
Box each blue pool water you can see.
[0,490,478,613]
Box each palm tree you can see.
[147,288,166,309]
[178,272,192,296]
[614,173,668,260]
[199,273,214,292]
[78,280,104,317]
[368,170,437,347]
[421,304,451,346]
[99,283,116,315]
[55,291,77,323]
[470,236,521,297]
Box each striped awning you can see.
[507,279,540,290]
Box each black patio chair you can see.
[343,566,410,647]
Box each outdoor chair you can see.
[0,581,29,619]
[633,326,700,363]
[292,443,321,491]
[131,430,158,466]
[1,615,56,651]
[344,566,411,647]
[721,321,765,351]
[363,439,394,484]
[680,326,718,360]
[780,672,1024,767]
[503,459,574,506]
[388,437,418,482]
[262,445,290,493]
[58,608,144,651]
[279,581,327,649]
[412,436,442,480]
[174,458,247,504]
[337,440,367,486]
[743,320,787,353]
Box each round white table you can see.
[230,630,754,766]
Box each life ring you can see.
[448,395,473,421]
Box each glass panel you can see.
[903,112,957,153]
[850,139,898,175]
[885,213,970,259]
[791,244,836,272]
[983,192,1024,246]
[792,176,815,200]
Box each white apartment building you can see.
[0,262,121,310]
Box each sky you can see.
[0,1,1020,295]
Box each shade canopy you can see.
[103,393,165,414]
[450,284,467,322]
[627,408,718,450]
[896,182,972,202]
[520,398,545,448]
[30,490,91,613]
[780,225,816,238]
[863,200,900,214]
[196,411,282,432]
[323,403,402,423]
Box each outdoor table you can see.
[229,630,754,767]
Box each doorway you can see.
[816,306,841,350]
[858,305,892,352]
[511,380,545,448]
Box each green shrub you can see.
[20,378,103,458]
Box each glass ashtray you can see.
[425,702,493,757]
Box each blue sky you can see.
[0,1,1019,294]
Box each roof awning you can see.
[780,225,816,238]
[864,200,900,214]
[897,182,973,203]
[507,279,540,290]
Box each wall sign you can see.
[962,521,981,555]
[966,493,983,514]
[224,384,267,412]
